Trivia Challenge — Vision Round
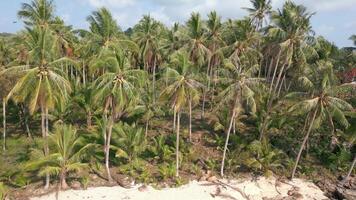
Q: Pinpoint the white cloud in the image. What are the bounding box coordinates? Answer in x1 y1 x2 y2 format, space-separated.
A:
273 0 356 12
81 0 356 30
88 0 136 8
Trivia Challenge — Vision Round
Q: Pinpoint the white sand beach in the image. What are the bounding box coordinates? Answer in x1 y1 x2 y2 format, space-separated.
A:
30 177 328 200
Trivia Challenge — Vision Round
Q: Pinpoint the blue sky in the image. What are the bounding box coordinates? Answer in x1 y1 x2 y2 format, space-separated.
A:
0 0 355 47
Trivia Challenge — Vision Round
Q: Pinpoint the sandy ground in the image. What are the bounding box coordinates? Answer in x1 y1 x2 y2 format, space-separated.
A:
30 177 328 200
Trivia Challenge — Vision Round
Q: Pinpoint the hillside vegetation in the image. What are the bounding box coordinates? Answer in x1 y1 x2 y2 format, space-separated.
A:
0 0 355 199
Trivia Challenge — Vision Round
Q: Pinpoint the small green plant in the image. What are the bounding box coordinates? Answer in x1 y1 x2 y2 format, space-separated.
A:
158 163 176 180
150 135 174 162
137 169 153 184
0 182 8 200
240 140 286 176
113 122 147 163
80 176 90 189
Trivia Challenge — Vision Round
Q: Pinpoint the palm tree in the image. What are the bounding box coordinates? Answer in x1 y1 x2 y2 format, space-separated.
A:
244 0 272 30
216 60 260 177
267 1 315 98
133 15 164 103
81 8 137 75
26 124 91 189
288 62 353 179
160 51 203 176
0 28 73 189
202 11 225 114
17 0 56 28
184 13 210 68
94 50 146 182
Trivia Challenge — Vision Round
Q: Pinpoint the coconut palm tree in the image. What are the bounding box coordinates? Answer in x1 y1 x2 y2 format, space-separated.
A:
216 60 261 177
184 13 210 68
244 0 272 30
202 11 225 114
26 124 91 189
81 8 137 75
93 50 146 182
0 27 73 189
133 15 164 103
267 1 315 98
17 0 56 28
160 51 203 176
288 62 353 179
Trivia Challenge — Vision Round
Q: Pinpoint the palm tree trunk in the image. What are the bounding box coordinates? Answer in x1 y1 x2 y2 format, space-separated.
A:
44 107 50 189
2 98 6 151
105 115 114 183
269 51 281 94
273 63 286 95
82 61 86 85
152 57 157 104
202 58 212 119
220 110 236 177
277 74 286 97
291 107 318 179
173 110 176 131
40 105 50 189
342 155 356 183
145 120 149 138
60 170 68 189
176 111 180 177
189 98 192 142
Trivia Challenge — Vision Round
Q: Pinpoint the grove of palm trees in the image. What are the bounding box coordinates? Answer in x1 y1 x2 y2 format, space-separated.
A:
0 0 355 199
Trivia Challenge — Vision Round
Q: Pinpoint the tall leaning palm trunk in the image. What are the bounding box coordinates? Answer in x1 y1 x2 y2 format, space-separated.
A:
175 111 181 177
291 107 318 179
104 113 114 182
189 98 192 142
40 103 50 189
220 96 239 177
342 155 356 183
2 98 6 151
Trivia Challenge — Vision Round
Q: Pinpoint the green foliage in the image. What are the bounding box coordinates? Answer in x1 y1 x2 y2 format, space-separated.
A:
112 122 146 162
149 135 174 162
0 0 355 190
158 163 176 180
0 182 8 200
239 140 287 176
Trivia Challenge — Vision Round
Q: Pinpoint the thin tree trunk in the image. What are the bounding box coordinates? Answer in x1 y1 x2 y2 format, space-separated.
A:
269 51 281 94
152 57 157 104
82 61 86 85
273 64 286 95
291 107 318 179
220 110 236 177
189 99 192 142
173 110 176 131
60 170 68 189
105 115 114 183
40 105 50 189
277 74 286 98
176 111 180 177
342 155 356 183
44 107 50 189
202 58 212 119
2 99 6 151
